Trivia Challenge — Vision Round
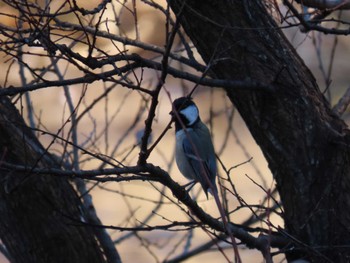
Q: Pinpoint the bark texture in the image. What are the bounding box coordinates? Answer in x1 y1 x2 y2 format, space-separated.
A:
169 0 350 262
0 96 105 263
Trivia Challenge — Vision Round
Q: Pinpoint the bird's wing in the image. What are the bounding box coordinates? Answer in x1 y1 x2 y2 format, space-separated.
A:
182 134 212 197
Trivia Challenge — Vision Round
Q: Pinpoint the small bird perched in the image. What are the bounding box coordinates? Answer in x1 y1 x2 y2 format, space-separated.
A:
170 97 218 198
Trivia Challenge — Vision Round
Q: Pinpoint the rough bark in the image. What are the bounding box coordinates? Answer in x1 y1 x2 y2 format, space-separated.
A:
169 0 350 262
0 96 106 263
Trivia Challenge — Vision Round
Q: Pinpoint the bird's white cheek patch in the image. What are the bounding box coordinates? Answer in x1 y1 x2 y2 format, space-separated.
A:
180 105 198 126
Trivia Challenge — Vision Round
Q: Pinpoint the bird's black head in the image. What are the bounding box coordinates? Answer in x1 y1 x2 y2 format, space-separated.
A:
172 97 194 112
171 97 199 131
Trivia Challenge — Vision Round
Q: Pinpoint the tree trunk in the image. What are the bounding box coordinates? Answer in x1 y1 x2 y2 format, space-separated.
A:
169 0 350 262
0 96 106 263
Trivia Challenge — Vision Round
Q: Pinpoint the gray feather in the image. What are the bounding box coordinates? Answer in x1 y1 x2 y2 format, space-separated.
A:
175 122 217 197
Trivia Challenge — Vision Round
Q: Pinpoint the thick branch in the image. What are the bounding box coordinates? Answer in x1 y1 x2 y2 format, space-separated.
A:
0 96 107 263
169 0 350 261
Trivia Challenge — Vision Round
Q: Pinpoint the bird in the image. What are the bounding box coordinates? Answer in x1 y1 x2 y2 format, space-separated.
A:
170 96 218 198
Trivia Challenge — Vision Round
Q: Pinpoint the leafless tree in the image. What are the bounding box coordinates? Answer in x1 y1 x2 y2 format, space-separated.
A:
0 0 350 262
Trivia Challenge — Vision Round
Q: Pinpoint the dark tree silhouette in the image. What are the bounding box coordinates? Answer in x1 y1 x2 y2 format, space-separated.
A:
0 0 350 262
169 1 350 261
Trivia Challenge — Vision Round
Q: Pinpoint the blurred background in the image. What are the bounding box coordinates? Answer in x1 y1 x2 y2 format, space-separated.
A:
0 0 350 262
